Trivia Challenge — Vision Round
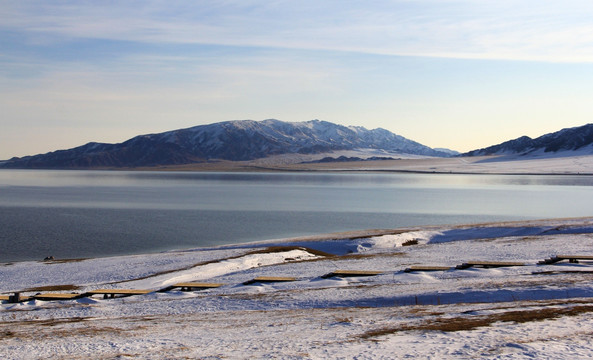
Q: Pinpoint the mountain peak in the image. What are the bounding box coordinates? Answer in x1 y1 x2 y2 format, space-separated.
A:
0 119 451 169
464 123 593 157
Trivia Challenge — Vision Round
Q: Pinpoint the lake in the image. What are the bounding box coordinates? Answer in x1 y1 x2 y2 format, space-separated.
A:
1 170 593 262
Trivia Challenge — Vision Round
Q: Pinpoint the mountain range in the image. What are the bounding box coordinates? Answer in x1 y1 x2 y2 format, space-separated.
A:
0 119 453 169
3 120 593 169
463 123 593 157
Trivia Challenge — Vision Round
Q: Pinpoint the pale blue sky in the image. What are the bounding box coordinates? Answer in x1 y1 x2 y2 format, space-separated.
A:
2 0 593 158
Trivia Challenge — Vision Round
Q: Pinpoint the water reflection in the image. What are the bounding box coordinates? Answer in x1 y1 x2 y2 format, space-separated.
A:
2 169 593 188
1 170 593 262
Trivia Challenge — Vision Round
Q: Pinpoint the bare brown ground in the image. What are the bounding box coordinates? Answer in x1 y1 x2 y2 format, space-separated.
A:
360 301 593 339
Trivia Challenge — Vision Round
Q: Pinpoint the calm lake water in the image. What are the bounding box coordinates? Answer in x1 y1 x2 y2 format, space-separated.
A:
1 170 593 262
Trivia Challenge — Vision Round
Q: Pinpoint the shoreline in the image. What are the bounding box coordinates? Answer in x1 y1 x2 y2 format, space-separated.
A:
5 215 593 266
2 166 593 264
2 154 593 175
4 215 593 358
3 166 593 176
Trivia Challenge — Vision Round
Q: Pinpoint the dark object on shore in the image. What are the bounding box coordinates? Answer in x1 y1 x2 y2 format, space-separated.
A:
9 292 21 303
455 261 525 269
538 255 593 264
44 256 55 261
402 239 419 246
321 270 384 278
404 265 451 273
243 277 297 285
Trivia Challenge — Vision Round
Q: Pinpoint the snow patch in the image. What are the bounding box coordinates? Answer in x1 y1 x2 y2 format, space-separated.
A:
3 218 593 358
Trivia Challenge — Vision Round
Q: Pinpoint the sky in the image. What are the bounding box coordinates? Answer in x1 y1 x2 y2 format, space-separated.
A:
2 1 593 159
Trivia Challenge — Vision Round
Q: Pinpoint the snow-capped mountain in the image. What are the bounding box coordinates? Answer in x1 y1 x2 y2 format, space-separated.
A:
1 119 452 168
464 123 593 157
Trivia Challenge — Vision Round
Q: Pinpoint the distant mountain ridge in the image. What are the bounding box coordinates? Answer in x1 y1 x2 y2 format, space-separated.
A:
464 123 593 157
0 119 453 168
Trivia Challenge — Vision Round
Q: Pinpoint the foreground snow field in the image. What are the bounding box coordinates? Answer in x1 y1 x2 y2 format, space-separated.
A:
3 217 593 359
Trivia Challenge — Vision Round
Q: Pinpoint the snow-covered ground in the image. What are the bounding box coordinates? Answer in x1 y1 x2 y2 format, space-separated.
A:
256 152 593 175
3 217 593 359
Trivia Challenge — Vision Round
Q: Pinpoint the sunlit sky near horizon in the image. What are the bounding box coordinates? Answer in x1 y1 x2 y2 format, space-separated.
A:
2 0 593 159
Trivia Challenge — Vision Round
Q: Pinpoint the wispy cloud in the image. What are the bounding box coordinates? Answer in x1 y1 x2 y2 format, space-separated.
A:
2 1 593 158
3 0 593 62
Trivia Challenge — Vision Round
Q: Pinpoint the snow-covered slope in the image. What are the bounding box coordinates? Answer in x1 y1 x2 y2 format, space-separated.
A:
3 217 593 358
0 119 451 168
465 123 593 157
